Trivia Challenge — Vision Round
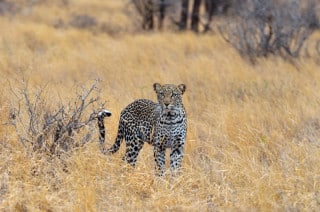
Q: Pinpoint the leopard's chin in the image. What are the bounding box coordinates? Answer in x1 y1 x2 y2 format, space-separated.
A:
163 109 177 117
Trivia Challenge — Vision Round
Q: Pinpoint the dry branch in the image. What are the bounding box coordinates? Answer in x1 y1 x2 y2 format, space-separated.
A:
218 0 317 63
8 78 108 157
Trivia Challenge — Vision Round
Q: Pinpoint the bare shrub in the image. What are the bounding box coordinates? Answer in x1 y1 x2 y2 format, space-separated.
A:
8 78 107 157
218 0 318 63
0 0 16 15
70 14 97 29
304 0 320 29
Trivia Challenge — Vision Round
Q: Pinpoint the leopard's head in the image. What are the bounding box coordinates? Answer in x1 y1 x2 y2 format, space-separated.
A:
153 83 186 115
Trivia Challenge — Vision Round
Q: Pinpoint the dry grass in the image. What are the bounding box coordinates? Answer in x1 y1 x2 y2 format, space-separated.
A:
1 0 320 211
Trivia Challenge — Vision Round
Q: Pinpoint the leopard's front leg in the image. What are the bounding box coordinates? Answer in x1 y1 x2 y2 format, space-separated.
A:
153 134 167 176
170 135 185 172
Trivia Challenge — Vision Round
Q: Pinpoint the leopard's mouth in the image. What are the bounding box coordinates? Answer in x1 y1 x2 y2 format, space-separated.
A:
163 109 177 117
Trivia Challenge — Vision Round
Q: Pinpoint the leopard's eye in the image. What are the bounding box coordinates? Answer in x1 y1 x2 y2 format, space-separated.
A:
172 92 178 97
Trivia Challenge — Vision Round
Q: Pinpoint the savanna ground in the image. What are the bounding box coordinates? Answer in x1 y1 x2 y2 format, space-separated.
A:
1 0 320 211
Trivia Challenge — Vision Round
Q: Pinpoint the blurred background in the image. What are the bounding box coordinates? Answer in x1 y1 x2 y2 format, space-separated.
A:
0 0 320 211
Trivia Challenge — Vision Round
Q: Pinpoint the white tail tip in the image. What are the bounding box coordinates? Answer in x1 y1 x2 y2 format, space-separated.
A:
98 109 112 117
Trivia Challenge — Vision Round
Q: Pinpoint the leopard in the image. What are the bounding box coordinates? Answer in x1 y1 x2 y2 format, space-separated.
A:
98 83 187 175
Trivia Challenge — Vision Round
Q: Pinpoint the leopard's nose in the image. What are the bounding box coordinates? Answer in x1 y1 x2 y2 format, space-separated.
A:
164 103 169 107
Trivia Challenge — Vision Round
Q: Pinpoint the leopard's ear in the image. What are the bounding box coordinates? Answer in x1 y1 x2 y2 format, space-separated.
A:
178 84 186 94
153 83 162 92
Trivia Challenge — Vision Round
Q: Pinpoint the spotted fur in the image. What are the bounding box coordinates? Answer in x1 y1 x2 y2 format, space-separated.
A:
98 83 187 175
97 110 112 144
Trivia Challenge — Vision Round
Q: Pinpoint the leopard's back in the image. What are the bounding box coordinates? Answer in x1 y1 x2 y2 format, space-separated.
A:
120 99 159 126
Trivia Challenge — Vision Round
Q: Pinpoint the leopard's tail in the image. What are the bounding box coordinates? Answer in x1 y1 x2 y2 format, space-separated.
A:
107 120 124 154
97 109 123 154
97 109 112 146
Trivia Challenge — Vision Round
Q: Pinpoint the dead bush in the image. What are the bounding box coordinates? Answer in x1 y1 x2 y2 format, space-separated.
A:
69 14 97 29
8 78 108 158
218 0 318 63
0 0 16 15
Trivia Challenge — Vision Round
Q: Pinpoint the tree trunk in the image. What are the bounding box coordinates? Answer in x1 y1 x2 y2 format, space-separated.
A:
179 0 189 30
191 0 201 32
158 0 166 30
142 0 154 30
204 0 214 32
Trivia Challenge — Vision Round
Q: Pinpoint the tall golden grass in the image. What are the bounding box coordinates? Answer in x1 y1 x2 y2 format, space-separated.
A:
1 0 320 211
